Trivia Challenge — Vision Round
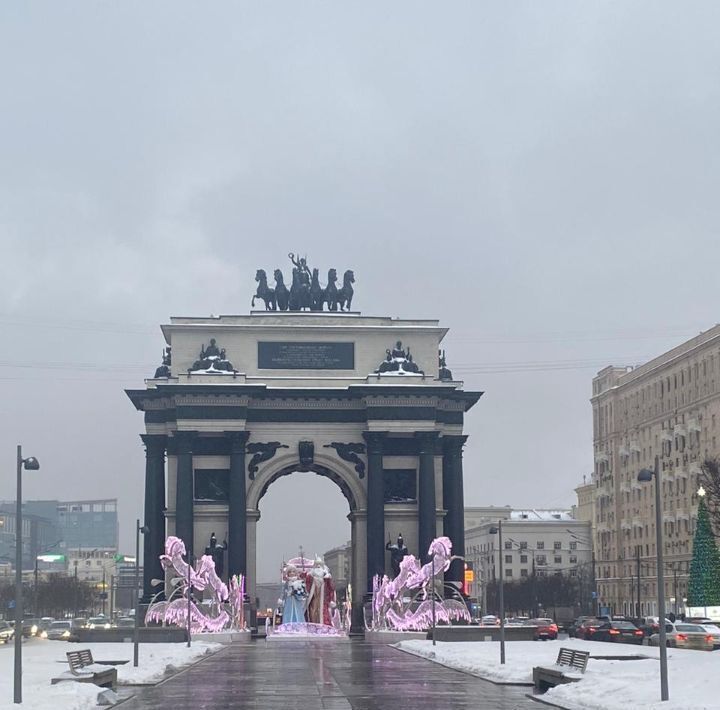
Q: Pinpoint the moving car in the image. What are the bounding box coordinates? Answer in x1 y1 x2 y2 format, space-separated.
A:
697 623 720 649
115 617 135 628
0 621 14 643
87 616 112 629
46 620 74 641
576 618 603 640
524 618 558 640
21 618 41 638
480 615 500 626
592 620 644 644
649 622 714 651
568 616 593 638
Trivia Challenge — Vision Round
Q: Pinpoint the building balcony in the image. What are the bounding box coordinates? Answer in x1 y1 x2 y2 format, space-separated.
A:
620 521 632 531
619 446 630 458
688 418 702 433
595 452 610 464
676 510 690 521
630 442 642 453
661 431 674 443
663 513 676 524
632 519 643 529
674 425 688 438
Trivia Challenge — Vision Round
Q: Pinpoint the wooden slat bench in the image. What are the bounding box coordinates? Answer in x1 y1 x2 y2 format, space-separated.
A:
51 650 118 690
533 647 590 692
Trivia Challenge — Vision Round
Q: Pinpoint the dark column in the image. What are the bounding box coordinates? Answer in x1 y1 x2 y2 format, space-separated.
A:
226 431 250 579
442 435 468 590
416 431 440 564
174 431 196 560
363 431 387 593
140 434 166 603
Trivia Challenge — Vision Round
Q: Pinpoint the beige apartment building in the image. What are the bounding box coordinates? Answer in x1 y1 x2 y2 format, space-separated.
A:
591 324 720 617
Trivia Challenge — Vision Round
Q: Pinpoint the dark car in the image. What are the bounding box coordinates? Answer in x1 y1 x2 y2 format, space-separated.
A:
592 621 644 644
576 618 604 640
21 618 41 638
525 618 558 640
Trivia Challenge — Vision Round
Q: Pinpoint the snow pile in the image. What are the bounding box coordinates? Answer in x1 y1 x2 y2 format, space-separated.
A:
395 638 720 709
0 640 221 709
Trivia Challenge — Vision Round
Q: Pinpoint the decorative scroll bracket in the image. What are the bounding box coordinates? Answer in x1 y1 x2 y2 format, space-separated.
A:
323 442 367 478
247 442 289 480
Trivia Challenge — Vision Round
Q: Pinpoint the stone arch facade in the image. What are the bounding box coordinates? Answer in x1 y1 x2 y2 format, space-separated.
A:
127 311 481 632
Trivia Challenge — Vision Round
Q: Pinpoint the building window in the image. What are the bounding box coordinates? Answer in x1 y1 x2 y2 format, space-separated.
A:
569 541 577 550
505 554 512 564
553 541 561 550
505 569 513 577
520 555 528 564
519 541 528 549
537 541 545 549
504 541 512 550
520 569 528 577
570 555 577 564
554 556 562 564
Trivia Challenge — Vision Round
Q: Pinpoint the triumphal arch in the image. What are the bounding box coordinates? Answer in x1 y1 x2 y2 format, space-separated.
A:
127 258 481 629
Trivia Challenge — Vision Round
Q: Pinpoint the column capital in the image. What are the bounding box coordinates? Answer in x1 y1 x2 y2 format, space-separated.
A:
140 434 167 454
442 434 468 455
414 430 440 454
172 430 197 454
362 431 387 454
224 431 250 452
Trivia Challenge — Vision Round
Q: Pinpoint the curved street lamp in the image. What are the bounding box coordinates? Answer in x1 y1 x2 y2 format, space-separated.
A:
15 445 40 705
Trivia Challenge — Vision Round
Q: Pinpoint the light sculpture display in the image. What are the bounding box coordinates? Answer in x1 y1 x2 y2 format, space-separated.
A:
368 536 471 631
145 536 246 633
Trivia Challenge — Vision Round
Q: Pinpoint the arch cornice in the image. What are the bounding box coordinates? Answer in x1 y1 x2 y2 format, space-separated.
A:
247 449 367 513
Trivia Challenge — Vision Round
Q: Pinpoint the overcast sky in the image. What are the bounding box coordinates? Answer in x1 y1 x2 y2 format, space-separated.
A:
2 2 719 582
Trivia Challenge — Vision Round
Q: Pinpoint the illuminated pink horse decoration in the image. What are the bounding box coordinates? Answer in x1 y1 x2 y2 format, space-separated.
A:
145 536 234 633
370 536 471 631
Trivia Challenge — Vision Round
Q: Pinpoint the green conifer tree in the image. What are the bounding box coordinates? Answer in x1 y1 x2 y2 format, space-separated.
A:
687 492 720 607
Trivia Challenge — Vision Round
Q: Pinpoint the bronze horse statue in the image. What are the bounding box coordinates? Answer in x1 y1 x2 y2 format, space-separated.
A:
274 269 290 311
252 269 276 310
338 269 355 311
310 268 324 311
324 268 339 311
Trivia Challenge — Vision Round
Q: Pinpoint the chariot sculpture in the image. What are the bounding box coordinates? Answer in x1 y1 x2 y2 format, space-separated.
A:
252 253 355 312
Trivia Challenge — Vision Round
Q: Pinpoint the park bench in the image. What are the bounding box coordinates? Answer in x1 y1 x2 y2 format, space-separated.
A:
51 649 118 690
533 647 590 692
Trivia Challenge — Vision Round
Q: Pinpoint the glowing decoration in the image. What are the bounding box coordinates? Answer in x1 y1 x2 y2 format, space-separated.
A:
274 621 345 636
368 536 471 632
145 536 247 633
687 495 720 607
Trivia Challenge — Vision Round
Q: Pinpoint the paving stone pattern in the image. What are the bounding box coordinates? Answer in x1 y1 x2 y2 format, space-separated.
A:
118 639 538 709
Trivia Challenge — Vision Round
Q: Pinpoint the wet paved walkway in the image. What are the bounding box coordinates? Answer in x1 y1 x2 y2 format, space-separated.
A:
118 639 538 710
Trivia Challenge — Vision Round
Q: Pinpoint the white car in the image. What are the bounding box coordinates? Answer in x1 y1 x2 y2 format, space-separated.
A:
698 623 720 649
480 615 499 626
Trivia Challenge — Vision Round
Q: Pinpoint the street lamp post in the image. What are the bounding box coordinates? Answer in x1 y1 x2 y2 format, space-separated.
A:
638 456 669 702
489 520 505 664
133 520 149 668
14 445 40 705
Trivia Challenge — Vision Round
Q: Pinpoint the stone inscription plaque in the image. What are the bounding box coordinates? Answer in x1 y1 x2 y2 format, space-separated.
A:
258 342 355 370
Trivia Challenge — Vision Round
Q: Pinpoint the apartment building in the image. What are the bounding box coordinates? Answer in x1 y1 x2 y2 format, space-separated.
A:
464 508 592 608
591 324 720 617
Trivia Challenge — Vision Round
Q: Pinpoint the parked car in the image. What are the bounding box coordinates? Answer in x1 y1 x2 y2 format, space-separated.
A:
638 616 672 637
46 620 74 641
697 623 720 649
0 621 14 643
524 618 558 640
649 622 714 651
592 621 644 644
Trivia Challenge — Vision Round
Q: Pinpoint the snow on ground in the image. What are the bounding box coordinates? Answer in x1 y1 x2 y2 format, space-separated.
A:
0 638 222 709
395 638 720 710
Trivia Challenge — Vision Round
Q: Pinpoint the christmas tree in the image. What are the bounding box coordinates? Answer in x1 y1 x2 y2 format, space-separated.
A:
687 490 720 607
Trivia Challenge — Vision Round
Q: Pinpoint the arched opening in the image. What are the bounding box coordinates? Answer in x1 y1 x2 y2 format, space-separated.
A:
253 466 356 620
